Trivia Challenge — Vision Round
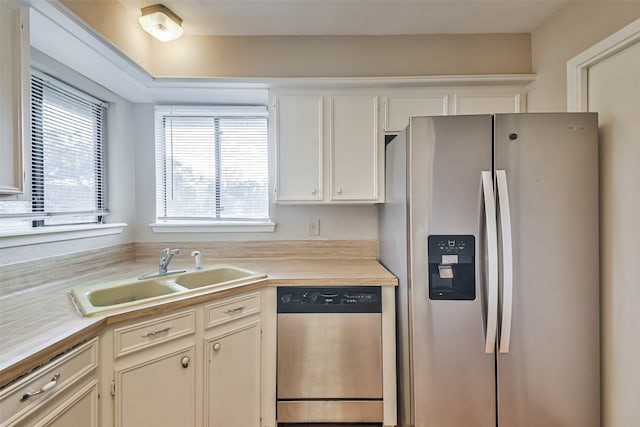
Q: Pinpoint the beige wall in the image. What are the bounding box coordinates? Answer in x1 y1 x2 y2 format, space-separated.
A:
532 4 640 425
528 1 640 112
588 37 640 427
61 0 153 71
150 34 531 78
60 0 531 78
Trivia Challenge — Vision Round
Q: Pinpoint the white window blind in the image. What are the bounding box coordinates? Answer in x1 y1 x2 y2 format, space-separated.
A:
30 71 108 227
154 106 269 222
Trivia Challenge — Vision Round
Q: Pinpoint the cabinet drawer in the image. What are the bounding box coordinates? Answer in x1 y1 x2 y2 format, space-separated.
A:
114 309 195 358
0 338 98 426
205 293 261 329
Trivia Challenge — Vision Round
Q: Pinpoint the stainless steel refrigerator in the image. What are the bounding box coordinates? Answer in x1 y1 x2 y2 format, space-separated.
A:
379 113 600 427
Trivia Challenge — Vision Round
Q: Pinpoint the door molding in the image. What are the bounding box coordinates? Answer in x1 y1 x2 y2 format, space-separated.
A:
567 18 640 112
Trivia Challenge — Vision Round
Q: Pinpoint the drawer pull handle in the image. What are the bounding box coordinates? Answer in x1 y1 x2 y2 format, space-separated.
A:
141 326 173 337
224 306 244 314
21 373 60 401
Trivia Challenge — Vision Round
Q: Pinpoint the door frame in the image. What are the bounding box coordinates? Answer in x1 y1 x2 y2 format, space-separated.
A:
567 17 640 112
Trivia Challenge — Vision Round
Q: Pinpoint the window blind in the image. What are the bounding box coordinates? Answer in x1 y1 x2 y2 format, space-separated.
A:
30 70 108 226
155 106 269 222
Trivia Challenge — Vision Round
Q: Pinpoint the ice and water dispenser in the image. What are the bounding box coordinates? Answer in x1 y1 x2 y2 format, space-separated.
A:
428 235 475 300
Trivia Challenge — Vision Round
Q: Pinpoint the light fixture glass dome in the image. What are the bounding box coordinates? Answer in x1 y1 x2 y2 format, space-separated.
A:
139 4 184 42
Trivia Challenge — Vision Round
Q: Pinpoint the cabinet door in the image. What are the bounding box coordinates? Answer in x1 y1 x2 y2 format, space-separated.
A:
0 0 29 195
115 346 196 427
384 94 448 132
26 381 99 427
452 90 524 115
274 95 323 201
206 322 261 427
330 95 381 201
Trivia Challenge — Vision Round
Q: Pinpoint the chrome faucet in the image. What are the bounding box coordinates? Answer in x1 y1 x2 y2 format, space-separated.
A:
139 248 186 280
159 248 180 274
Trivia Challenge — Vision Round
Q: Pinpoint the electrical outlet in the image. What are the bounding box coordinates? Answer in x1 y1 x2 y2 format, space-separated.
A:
308 219 320 236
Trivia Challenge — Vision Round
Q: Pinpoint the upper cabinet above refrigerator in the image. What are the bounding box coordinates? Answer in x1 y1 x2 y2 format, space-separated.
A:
383 86 527 132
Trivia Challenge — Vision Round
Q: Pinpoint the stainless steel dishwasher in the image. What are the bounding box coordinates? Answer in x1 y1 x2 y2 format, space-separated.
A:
276 286 383 424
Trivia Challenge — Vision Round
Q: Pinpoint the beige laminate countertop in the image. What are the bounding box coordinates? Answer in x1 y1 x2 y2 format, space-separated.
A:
0 257 396 387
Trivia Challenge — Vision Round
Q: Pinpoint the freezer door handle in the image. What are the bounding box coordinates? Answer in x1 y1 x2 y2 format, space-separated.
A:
482 171 498 354
497 169 514 353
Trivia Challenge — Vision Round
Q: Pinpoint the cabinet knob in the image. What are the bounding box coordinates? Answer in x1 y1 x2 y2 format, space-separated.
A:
213 343 221 352
337 188 343 194
181 356 190 368
311 189 317 195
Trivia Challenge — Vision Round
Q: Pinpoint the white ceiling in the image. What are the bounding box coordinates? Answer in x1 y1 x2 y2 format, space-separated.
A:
117 0 569 36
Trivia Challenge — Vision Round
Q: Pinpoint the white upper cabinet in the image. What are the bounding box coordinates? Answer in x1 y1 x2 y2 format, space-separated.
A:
383 86 526 132
272 85 526 204
0 0 29 195
330 94 381 201
272 91 384 204
452 88 525 115
384 93 448 132
273 95 323 202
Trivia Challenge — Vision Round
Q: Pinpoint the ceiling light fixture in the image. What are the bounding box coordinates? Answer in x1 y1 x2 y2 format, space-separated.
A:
139 4 184 42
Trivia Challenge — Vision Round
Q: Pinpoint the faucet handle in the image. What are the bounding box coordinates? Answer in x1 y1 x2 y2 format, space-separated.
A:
170 248 181 255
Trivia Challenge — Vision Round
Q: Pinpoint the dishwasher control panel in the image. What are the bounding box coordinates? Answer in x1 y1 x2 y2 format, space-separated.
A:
277 286 381 313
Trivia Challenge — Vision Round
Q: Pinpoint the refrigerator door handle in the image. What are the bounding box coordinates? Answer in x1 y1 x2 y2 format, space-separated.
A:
497 169 514 354
482 171 498 354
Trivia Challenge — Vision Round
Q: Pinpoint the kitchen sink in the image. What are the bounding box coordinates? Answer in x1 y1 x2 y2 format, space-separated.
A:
87 279 181 307
70 265 266 317
175 266 262 289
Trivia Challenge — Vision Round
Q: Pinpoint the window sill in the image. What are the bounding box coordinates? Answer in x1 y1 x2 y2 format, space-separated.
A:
0 223 128 248
150 221 277 233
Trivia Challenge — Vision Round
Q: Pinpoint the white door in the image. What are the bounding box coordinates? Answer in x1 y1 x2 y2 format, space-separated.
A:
207 323 261 427
274 95 323 201
452 90 524 115
587 39 640 427
30 382 99 427
329 94 381 201
115 347 196 427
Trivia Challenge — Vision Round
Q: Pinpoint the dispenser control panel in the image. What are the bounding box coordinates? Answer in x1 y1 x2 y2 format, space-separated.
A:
428 235 475 300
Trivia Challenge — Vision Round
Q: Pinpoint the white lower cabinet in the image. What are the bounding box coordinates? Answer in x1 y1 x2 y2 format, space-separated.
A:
0 338 99 427
106 308 197 427
28 381 99 427
101 290 273 427
205 322 261 427
114 346 196 427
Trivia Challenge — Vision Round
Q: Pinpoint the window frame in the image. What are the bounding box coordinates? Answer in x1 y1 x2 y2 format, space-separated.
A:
29 69 109 227
0 68 126 246
151 105 275 233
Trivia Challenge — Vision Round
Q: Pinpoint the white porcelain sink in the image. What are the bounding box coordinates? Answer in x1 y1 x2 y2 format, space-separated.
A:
71 265 266 317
